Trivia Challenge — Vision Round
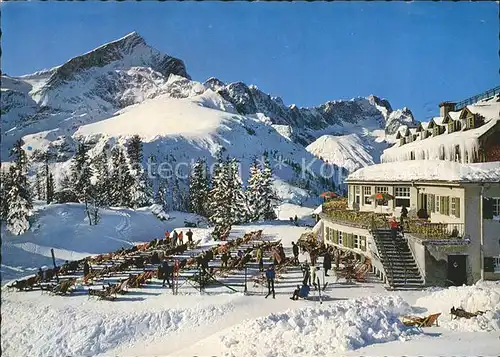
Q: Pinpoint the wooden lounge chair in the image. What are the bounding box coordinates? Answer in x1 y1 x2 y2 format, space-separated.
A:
51 278 77 296
402 313 441 327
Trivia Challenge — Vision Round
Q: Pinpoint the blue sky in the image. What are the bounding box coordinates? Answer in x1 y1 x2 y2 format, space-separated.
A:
2 1 498 121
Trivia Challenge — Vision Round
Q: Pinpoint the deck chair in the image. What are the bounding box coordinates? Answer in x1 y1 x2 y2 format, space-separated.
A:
51 279 76 296
402 313 441 327
115 279 129 294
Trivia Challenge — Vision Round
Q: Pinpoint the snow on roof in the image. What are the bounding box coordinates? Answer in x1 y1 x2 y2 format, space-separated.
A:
448 111 461 121
382 96 499 163
347 160 500 183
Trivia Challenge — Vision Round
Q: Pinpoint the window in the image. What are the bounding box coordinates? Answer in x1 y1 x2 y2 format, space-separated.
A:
467 116 474 129
427 194 435 213
493 198 500 218
437 196 450 215
355 186 360 205
338 231 343 246
451 197 461 218
375 186 389 206
494 257 500 273
325 227 331 242
363 186 372 205
439 146 445 160
395 186 410 207
433 126 440 136
354 235 360 249
448 122 454 133
400 138 405 146
348 185 354 203
410 151 415 160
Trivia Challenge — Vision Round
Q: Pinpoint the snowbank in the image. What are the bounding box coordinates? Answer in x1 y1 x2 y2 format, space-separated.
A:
1 293 234 357
218 295 418 357
347 160 500 183
414 281 500 332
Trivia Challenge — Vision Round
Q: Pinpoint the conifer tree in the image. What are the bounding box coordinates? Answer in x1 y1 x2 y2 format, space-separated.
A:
93 151 111 207
260 155 278 220
126 135 153 208
71 143 97 225
6 139 33 235
209 159 232 239
227 158 249 224
189 158 210 216
0 171 10 221
109 146 134 207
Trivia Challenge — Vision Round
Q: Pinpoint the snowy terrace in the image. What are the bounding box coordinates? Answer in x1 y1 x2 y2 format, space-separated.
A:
381 95 500 163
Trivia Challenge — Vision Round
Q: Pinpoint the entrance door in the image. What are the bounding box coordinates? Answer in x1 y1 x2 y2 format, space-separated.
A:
418 193 428 218
447 255 467 286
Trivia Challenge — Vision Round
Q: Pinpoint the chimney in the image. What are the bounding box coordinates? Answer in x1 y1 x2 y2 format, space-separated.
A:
439 102 456 117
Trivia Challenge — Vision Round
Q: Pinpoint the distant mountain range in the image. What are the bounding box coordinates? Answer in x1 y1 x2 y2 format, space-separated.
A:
1 32 419 202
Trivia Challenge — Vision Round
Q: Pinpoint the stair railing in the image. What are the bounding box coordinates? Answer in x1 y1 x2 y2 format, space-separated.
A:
371 228 395 288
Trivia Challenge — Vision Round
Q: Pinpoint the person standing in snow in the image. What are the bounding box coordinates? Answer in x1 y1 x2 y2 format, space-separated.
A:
265 265 276 299
161 260 172 288
186 229 194 246
301 261 311 286
83 260 90 278
310 263 317 289
323 250 332 276
294 215 298 226
172 230 178 247
178 231 184 246
292 242 300 265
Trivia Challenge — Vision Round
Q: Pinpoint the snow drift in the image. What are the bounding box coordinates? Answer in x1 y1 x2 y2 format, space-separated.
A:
218 295 419 357
415 281 500 332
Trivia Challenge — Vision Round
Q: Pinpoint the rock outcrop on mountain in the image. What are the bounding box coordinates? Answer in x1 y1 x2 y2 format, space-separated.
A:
1 31 418 176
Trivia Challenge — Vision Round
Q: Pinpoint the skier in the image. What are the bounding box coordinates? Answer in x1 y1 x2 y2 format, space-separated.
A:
255 246 264 272
323 250 332 276
292 241 299 265
264 265 276 299
161 260 172 288
172 230 178 247
186 229 194 245
178 231 184 246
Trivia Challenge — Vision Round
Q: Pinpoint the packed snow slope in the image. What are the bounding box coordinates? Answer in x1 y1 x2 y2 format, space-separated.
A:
0 203 208 281
1 31 416 184
306 133 389 172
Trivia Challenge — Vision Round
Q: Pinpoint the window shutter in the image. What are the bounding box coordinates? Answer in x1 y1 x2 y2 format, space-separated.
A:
456 197 460 218
348 233 354 248
483 198 494 219
445 197 450 215
360 236 367 251
333 230 339 244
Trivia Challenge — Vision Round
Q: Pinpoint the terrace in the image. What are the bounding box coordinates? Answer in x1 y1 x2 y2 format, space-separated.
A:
321 199 466 241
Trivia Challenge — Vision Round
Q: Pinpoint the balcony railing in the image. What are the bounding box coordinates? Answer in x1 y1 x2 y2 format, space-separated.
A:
321 209 391 230
405 220 465 241
322 206 467 241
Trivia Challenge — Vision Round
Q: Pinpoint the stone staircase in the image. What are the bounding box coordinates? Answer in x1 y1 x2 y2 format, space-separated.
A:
372 229 425 290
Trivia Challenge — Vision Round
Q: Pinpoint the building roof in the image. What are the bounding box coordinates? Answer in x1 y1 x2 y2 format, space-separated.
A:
346 160 500 183
382 94 500 163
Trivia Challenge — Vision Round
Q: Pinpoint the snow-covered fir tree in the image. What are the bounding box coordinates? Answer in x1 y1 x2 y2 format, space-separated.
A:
6 139 33 235
189 158 210 217
109 146 134 207
92 151 111 207
246 156 277 221
126 135 153 208
0 171 11 221
227 158 249 224
260 155 278 220
208 159 232 239
71 143 99 225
